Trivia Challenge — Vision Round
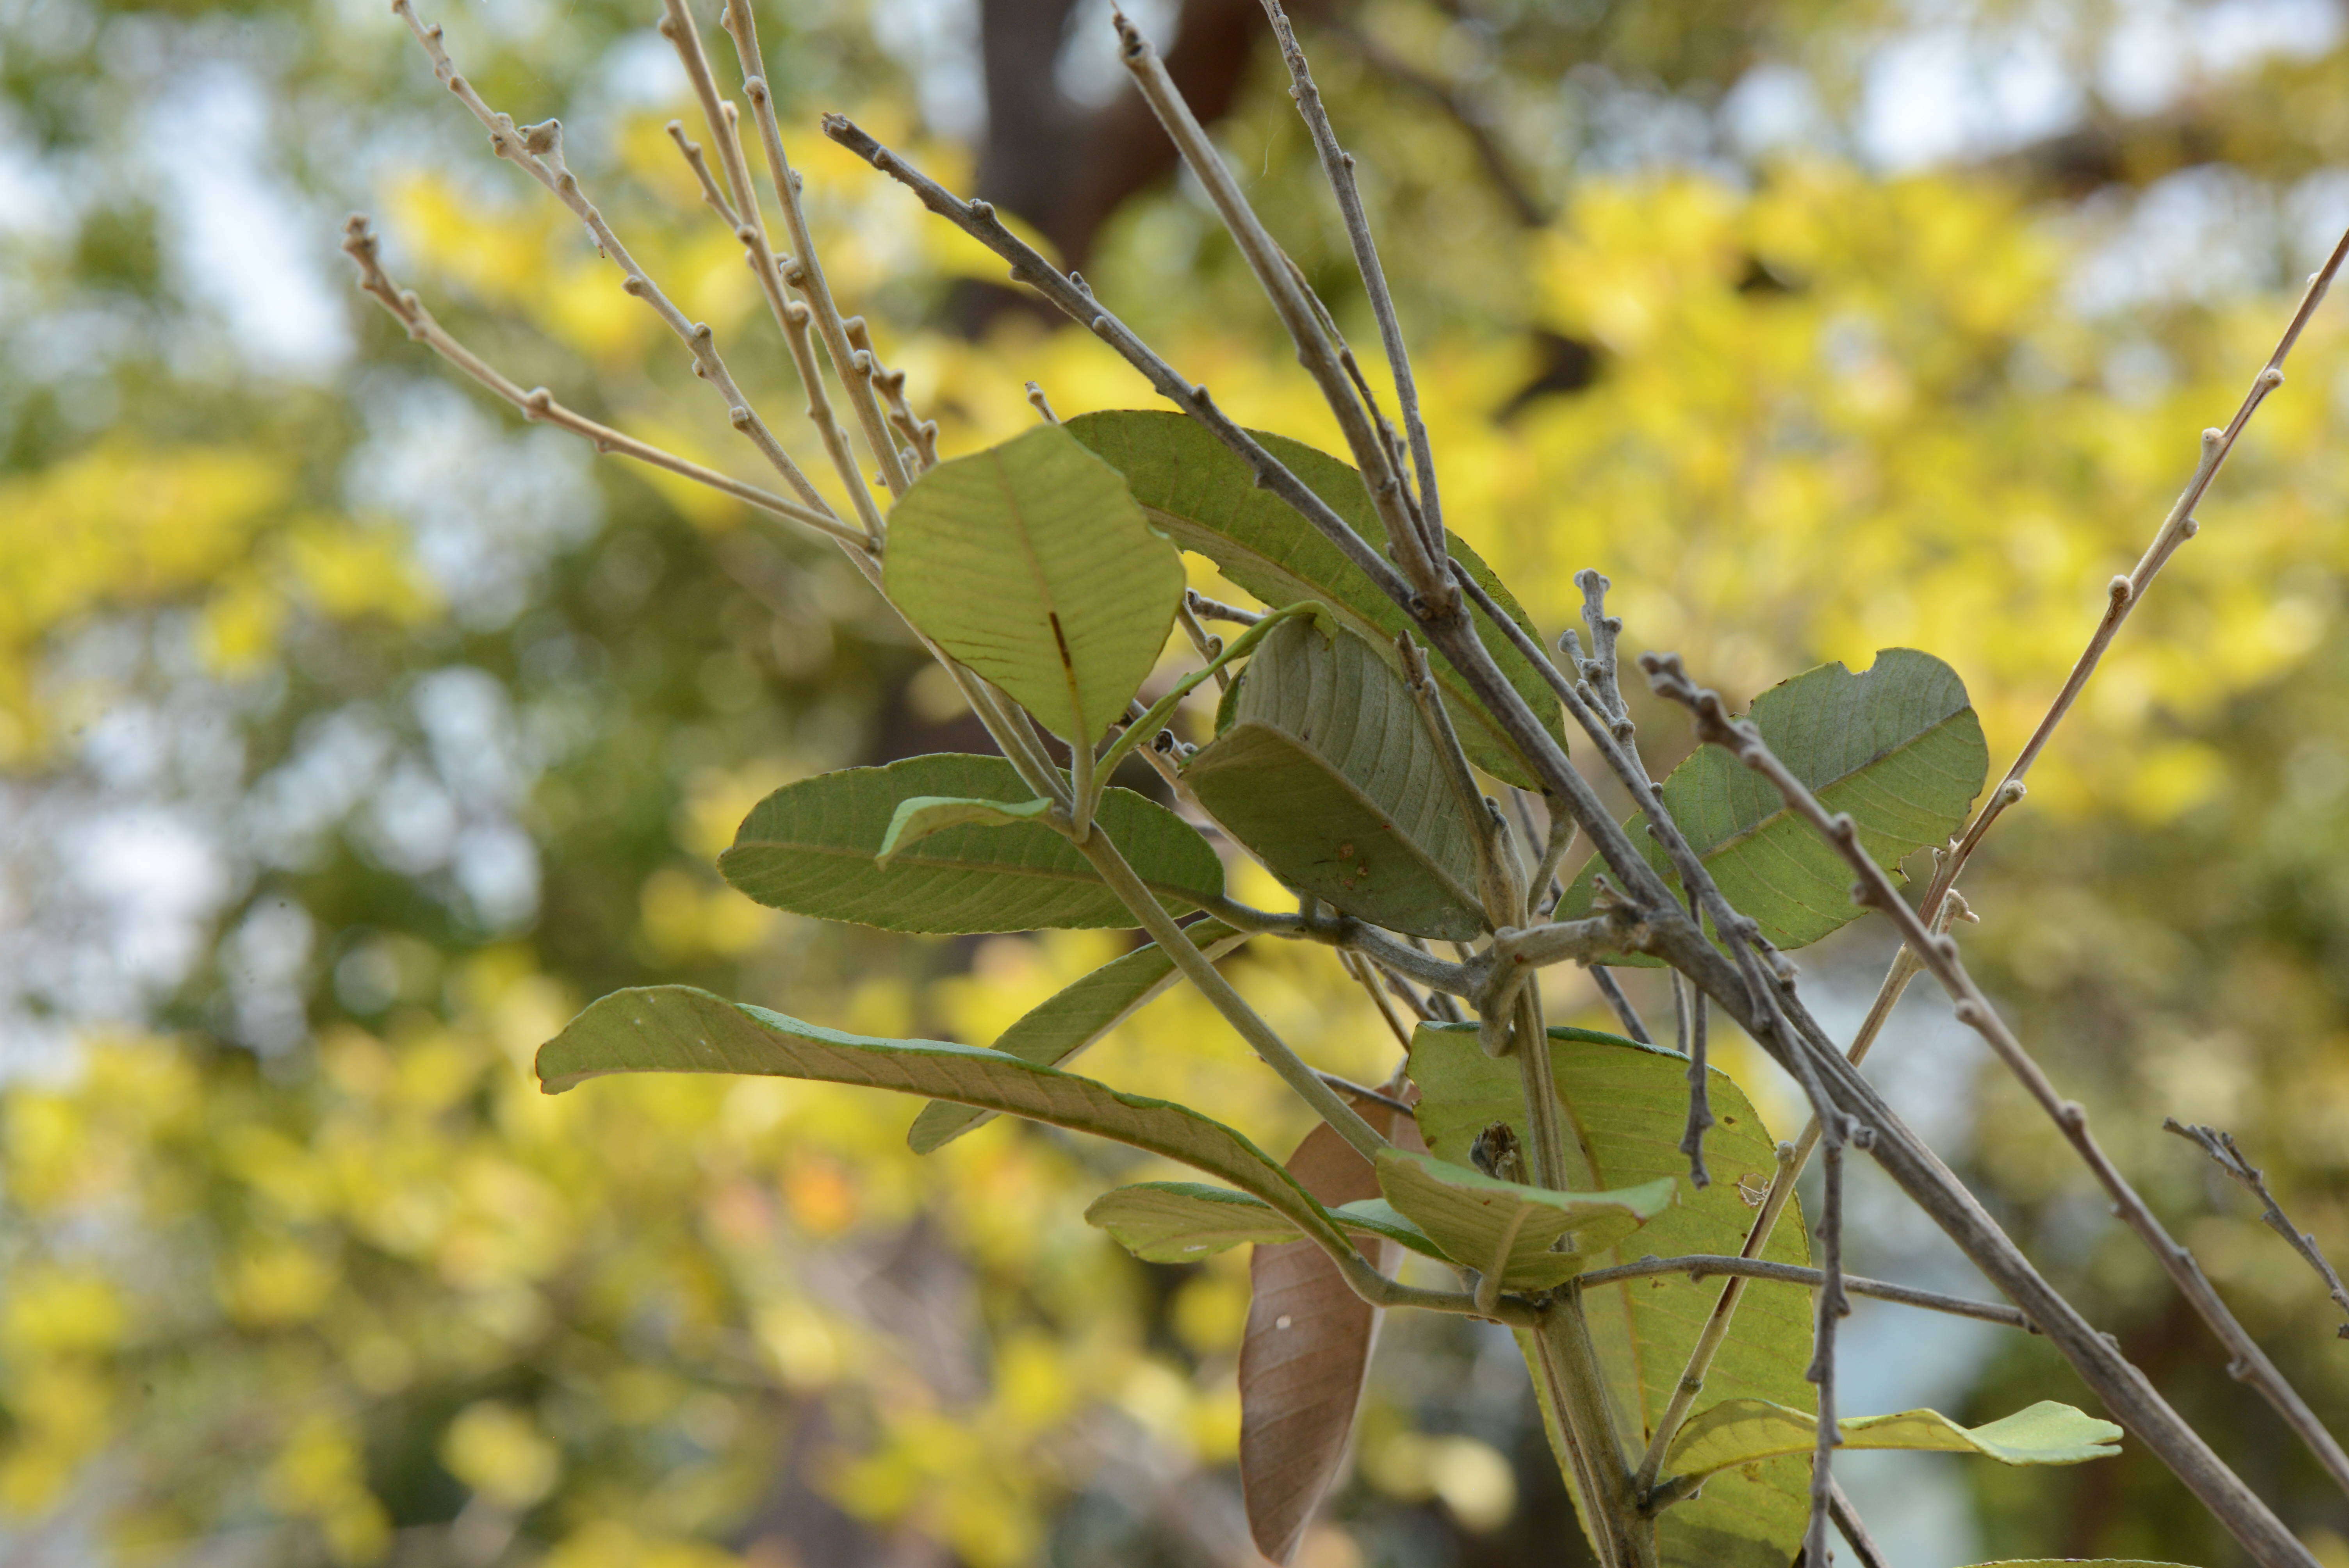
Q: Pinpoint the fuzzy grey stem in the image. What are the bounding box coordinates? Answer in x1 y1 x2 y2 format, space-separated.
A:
1807 1136 1850 1566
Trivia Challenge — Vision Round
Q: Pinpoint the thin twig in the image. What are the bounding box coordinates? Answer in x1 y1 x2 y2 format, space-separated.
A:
2167 1120 2349 1339
656 0 886 545
1186 591 1262 627
1644 650 2349 1506
1339 949 1416 1053
720 0 913 504
1315 17 1549 229
845 314 937 470
1111 11 1448 606
340 218 866 550
1258 0 1445 564
1574 1253 2033 1333
390 0 834 515
1828 1477 1889 1568
1807 1137 1850 1564
1588 966 1652 1044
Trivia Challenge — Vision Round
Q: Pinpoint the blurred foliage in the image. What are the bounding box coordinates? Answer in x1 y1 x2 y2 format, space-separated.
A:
10 0 2349 1562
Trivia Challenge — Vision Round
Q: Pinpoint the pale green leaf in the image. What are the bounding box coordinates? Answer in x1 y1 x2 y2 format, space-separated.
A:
907 918 1245 1153
1183 617 1485 939
1663 1398 2123 1486
718 754 1222 933
1373 1148 1676 1288
1409 1023 1813 1568
1559 648 1987 956
884 423 1186 744
537 985 1354 1257
1065 409 1564 786
876 794 1053 864
1082 1181 1447 1263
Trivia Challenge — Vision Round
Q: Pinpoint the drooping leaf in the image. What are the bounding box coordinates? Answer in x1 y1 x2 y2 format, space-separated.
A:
1559 648 1988 956
1373 1148 1675 1289
908 919 1245 1153
1662 1398 2123 1487
884 423 1186 744
1241 1102 1422 1566
1082 1180 1444 1263
1183 617 1485 940
718 754 1222 933
536 985 1356 1255
876 794 1053 864
1409 1023 1813 1568
1065 409 1564 786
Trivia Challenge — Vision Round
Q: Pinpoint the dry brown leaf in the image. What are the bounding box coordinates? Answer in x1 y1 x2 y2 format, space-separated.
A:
1239 1096 1423 1564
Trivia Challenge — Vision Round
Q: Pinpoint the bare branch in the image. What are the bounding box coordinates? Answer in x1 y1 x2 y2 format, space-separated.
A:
718 0 914 503
1905 218 2349 961
2167 1120 2349 1340
845 314 937 470
389 0 835 517
1644 649 2349 1506
1829 1477 1890 1568
1112 10 1449 606
1258 0 1446 565
1587 966 1653 1045
340 217 866 551
1314 18 1549 230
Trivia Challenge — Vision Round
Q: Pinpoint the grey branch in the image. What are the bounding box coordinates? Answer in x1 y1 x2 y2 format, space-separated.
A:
2168 1119 2349 1340
1588 966 1654 1044
339 217 865 551
1829 1477 1890 1568
1643 649 2349 1509
1573 1253 2034 1332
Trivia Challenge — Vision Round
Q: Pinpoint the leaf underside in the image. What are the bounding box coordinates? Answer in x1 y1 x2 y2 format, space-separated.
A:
1663 1397 2123 1485
1064 409 1565 786
719 754 1223 933
536 985 1356 1258
1559 647 1989 959
1084 1179 1448 1264
1372 1148 1677 1288
1184 617 1486 940
908 919 1245 1152
1408 1023 1814 1568
883 423 1186 745
1240 1103 1423 1566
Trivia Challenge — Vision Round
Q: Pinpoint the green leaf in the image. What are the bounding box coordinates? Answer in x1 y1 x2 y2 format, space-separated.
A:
1408 1023 1813 1568
876 794 1053 864
1082 1180 1447 1263
1559 648 1987 957
718 754 1222 933
1662 1398 2123 1486
1183 617 1486 940
537 985 1355 1258
1065 409 1565 786
884 423 1186 745
1373 1149 1676 1288
907 918 1246 1153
